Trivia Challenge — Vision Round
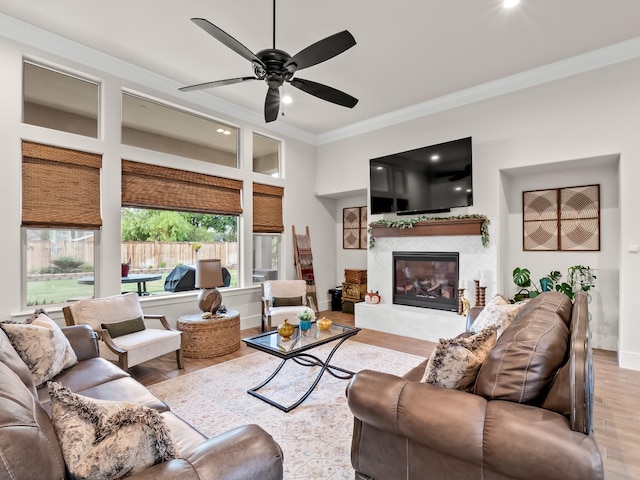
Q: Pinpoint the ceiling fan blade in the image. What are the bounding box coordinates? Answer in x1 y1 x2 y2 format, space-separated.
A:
286 30 356 72
289 78 358 108
191 18 265 68
264 87 280 122
179 77 257 92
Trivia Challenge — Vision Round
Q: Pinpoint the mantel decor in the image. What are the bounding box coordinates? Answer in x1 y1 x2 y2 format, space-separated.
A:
368 214 490 248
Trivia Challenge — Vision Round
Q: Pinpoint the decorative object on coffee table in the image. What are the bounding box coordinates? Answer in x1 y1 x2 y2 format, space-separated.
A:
317 317 333 331
177 310 240 358
277 319 295 341
195 259 224 316
297 309 313 335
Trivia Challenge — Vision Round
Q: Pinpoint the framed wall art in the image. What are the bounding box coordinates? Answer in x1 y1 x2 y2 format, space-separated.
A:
523 184 600 251
343 206 367 249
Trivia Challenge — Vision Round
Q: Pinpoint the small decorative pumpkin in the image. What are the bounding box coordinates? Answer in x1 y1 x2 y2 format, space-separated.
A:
277 319 295 341
317 317 333 331
364 291 381 304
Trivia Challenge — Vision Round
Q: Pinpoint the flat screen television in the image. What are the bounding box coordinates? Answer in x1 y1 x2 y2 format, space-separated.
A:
369 136 473 215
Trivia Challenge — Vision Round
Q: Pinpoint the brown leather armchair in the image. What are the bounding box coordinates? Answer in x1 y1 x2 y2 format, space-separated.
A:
347 291 603 480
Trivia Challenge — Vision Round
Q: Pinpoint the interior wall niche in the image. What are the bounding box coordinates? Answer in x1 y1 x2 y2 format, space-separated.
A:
523 184 600 251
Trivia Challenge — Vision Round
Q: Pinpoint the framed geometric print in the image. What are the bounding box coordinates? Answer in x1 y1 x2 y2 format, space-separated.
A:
343 206 367 249
523 184 600 251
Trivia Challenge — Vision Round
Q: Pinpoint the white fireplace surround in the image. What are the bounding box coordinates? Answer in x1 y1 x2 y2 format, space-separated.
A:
355 221 498 342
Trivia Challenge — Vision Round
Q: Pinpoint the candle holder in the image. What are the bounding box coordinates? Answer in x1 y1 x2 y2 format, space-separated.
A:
458 288 465 315
474 280 480 306
478 287 487 307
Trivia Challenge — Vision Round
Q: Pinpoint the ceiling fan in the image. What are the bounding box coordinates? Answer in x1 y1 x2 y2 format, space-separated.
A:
179 0 359 123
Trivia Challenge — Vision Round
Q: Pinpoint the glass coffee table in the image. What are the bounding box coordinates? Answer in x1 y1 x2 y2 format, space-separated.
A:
242 322 361 412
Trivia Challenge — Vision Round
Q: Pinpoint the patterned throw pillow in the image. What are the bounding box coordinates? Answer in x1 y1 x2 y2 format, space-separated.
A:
48 382 179 480
1 310 78 387
421 326 498 392
469 294 525 337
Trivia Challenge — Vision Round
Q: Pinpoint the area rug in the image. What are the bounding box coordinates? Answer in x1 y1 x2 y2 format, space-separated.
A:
149 341 426 480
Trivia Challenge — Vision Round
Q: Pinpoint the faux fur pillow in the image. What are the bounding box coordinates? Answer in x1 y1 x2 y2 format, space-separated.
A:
469 295 525 337
48 382 178 480
1 310 77 387
421 326 498 392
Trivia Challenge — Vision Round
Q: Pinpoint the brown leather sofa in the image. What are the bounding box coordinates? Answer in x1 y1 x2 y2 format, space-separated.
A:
347 291 604 480
0 323 284 480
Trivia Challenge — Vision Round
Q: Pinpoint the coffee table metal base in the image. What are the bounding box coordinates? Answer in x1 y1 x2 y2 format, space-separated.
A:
247 335 354 412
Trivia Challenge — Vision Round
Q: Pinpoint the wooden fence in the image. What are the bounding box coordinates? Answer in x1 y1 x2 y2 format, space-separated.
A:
28 240 238 271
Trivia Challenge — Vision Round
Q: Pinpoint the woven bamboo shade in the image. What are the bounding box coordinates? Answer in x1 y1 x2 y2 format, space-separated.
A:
253 182 284 233
22 141 102 229
122 160 243 215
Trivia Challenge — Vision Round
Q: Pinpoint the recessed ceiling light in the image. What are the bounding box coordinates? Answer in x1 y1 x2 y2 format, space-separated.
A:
466 189 472 193
503 0 520 8
430 154 440 161
282 95 293 105
216 128 225 133
223 130 231 135
455 187 462 191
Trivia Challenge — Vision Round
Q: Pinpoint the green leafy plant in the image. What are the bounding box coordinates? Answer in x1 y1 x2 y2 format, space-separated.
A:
297 309 313 322
511 265 595 302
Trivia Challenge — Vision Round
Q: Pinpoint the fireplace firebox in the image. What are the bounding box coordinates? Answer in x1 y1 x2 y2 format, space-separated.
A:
393 251 459 311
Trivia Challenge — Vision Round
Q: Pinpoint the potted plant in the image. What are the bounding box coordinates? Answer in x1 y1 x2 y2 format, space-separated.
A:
297 309 313 334
512 267 562 302
511 265 596 302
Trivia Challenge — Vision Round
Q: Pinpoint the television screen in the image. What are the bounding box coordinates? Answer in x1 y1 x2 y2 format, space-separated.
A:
369 137 473 215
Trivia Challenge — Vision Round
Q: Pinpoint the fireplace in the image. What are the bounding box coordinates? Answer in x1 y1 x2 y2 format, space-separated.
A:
393 251 459 311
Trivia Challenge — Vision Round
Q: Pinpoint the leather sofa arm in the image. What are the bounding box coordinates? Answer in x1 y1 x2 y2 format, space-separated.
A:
347 370 487 465
465 306 484 331
126 425 284 480
61 325 99 361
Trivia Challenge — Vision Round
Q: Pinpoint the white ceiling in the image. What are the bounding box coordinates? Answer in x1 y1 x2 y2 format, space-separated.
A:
2 0 640 138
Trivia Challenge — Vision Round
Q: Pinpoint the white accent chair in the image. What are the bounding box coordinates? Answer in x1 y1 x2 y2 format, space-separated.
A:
63 292 183 371
261 280 316 331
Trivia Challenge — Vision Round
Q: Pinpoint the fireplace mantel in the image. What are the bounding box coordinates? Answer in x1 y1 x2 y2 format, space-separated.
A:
370 218 484 239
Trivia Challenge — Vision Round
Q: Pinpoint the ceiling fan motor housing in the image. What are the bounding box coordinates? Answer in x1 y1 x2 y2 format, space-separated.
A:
256 49 294 88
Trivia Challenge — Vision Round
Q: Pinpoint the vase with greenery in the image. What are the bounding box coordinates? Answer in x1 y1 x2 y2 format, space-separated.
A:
297 309 313 334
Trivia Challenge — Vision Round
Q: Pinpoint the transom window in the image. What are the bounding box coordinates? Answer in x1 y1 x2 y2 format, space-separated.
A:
122 92 238 167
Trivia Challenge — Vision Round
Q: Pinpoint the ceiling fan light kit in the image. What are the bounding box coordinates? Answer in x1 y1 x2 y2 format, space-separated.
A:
179 1 358 123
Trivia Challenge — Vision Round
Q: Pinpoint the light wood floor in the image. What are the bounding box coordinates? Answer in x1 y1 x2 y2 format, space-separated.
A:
130 310 640 480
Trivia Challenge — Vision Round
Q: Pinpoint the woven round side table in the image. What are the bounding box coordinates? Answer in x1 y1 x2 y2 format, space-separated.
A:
177 310 241 358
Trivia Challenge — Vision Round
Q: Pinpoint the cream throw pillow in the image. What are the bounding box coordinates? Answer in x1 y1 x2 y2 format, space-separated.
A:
48 381 179 480
1 310 78 387
421 326 498 392
469 294 525 337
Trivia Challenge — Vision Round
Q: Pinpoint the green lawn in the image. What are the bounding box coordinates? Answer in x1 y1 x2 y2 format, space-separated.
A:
27 274 169 306
27 269 238 306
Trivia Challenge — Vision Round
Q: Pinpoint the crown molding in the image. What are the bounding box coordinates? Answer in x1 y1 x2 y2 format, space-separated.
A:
0 13 316 145
2 13 640 147
316 36 640 145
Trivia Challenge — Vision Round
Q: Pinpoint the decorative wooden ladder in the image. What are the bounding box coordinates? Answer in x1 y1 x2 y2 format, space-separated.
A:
292 226 318 312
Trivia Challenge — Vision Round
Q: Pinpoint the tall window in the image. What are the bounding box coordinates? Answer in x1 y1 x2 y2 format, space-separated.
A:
121 160 242 289
122 92 238 167
121 209 238 292
253 235 280 283
23 61 99 138
22 142 102 306
252 183 284 283
253 133 280 177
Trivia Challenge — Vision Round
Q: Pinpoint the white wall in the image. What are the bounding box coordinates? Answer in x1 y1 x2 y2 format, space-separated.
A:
317 58 640 368
0 36 337 326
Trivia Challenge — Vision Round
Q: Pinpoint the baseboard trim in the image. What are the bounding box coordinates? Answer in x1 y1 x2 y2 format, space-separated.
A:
617 350 640 371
